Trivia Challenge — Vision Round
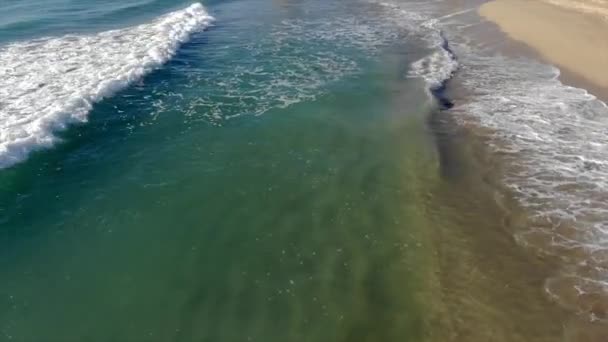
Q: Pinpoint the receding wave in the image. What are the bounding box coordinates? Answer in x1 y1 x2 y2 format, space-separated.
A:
380 0 608 322
455 54 608 320
374 2 459 95
0 3 213 169
408 32 458 92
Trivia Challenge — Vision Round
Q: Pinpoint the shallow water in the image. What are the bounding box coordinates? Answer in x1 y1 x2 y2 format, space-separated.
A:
1 0 607 340
0 0 444 340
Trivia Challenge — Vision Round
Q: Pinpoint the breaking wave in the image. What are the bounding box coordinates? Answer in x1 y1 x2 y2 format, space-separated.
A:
0 3 213 168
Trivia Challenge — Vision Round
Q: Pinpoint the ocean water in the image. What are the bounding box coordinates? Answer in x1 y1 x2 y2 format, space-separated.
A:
1 0 608 341
0 0 448 340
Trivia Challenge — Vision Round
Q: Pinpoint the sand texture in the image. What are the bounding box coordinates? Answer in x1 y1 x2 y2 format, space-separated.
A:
479 0 608 95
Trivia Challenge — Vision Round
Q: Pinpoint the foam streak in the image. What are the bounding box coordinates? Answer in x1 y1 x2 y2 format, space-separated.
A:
0 3 214 168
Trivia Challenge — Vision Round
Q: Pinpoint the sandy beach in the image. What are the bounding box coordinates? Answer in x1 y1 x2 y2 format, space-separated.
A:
479 0 608 100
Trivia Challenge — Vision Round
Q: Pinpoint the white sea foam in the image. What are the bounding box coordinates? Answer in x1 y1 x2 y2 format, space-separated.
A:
453 54 608 315
0 3 213 168
146 4 403 125
408 46 458 90
374 1 458 92
379 0 608 319
445 13 608 322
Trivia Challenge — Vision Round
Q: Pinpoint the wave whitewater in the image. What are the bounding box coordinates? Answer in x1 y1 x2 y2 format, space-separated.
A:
379 0 608 323
0 3 213 169
373 2 459 98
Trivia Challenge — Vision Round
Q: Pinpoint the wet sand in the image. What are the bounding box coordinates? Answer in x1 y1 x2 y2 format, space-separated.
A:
479 0 608 101
428 108 608 341
426 109 569 341
417 1 608 340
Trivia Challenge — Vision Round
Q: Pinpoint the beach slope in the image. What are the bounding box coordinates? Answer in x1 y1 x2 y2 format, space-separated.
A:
479 0 608 96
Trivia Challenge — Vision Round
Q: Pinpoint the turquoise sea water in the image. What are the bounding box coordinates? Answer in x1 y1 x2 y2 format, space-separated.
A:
4 0 608 340
0 0 452 340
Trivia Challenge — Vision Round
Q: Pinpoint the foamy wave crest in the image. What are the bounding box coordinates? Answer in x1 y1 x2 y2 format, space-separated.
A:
454 52 608 320
0 3 213 168
376 0 608 324
374 2 458 92
408 36 458 90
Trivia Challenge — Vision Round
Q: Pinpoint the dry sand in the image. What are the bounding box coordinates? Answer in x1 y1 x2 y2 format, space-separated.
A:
479 0 608 100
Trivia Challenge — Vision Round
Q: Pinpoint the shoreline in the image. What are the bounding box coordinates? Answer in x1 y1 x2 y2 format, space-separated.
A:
425 0 608 338
478 0 608 103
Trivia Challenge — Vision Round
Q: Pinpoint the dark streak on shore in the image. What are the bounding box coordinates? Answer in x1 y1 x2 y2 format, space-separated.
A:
426 32 462 180
430 31 456 110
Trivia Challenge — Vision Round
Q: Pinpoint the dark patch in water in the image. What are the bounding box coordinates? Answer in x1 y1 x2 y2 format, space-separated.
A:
428 101 466 181
426 32 463 179
431 88 454 109
431 31 456 110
